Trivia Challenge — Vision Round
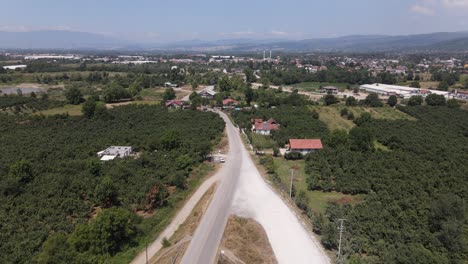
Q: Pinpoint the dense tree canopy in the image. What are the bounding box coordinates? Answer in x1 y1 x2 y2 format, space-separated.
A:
0 105 224 262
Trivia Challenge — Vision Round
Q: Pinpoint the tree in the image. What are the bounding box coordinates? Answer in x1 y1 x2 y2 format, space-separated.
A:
65 86 84 105
160 130 181 150
408 95 423 106
321 222 338 249
69 208 139 256
244 68 257 83
128 82 142 96
36 233 82 264
191 80 199 90
103 84 130 103
345 96 358 106
244 86 254 105
94 176 118 207
425 94 446 106
387 95 398 107
327 129 350 148
9 160 33 183
81 99 97 118
162 88 176 101
354 112 372 126
410 81 420 88
349 127 374 151
447 99 461 109
438 81 449 91
363 93 383 107
323 94 339 106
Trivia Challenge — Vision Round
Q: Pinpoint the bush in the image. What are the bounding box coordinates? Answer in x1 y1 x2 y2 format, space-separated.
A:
363 93 383 107
425 94 446 106
447 99 461 109
346 96 358 106
323 94 339 106
387 95 398 107
408 95 423 106
284 151 304 160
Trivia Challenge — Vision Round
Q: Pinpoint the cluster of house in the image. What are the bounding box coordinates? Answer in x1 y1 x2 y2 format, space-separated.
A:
251 118 323 154
97 146 133 161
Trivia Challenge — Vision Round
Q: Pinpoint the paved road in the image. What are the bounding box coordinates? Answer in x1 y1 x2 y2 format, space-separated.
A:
180 110 243 264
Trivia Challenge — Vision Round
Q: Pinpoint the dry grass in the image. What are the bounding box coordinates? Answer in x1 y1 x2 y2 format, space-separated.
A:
217 216 277 264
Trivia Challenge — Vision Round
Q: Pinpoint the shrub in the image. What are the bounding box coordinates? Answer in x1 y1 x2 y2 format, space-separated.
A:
284 151 304 160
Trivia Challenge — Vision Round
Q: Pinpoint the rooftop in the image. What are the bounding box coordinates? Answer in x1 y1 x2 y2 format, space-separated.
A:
289 139 323 150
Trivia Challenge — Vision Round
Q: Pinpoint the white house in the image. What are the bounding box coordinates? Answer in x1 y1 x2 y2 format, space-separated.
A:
97 146 133 161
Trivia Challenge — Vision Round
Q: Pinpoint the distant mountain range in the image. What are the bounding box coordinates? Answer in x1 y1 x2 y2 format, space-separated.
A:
1 30 468 52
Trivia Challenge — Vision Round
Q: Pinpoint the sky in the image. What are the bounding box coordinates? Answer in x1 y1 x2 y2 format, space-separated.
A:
0 0 468 42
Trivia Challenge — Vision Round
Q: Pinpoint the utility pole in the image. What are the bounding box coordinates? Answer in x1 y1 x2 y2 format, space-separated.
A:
145 242 148 264
337 219 346 263
289 169 294 198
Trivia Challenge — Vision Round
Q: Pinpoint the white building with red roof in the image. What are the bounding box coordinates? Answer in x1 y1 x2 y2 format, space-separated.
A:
288 139 323 155
252 118 280 135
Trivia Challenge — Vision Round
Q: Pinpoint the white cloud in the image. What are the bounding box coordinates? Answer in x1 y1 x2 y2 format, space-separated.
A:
410 4 435 15
442 0 468 7
0 25 72 32
270 30 289 36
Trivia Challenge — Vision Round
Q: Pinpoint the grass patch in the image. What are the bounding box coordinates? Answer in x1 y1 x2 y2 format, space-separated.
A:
251 133 277 150
36 104 83 116
139 88 164 100
273 157 363 214
310 105 416 132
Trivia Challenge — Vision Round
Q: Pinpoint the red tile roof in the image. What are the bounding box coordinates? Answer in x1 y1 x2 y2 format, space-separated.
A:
289 139 323 150
252 118 280 131
165 100 183 107
223 98 239 106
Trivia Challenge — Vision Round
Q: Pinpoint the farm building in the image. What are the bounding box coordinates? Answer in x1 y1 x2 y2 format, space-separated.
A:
165 100 184 109
360 83 450 98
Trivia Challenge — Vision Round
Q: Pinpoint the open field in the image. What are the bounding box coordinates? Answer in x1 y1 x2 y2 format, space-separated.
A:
273 158 363 214
310 105 415 131
290 82 351 92
218 216 277 264
36 103 83 116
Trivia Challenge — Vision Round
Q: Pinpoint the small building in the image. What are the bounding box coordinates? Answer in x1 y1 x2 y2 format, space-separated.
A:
198 86 217 99
164 82 178 88
223 98 239 107
252 118 280 135
97 146 133 161
165 100 184 109
288 139 323 155
320 86 339 94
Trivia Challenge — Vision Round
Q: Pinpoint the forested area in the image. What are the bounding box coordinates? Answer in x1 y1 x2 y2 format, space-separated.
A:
305 106 468 263
232 106 329 146
0 105 225 263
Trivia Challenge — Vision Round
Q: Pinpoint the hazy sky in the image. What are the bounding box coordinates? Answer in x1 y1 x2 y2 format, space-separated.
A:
1 0 468 42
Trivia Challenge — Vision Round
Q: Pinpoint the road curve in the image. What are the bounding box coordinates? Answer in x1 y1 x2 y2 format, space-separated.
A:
180 110 243 264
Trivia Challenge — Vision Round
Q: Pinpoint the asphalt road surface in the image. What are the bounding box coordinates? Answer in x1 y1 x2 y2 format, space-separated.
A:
180 110 243 264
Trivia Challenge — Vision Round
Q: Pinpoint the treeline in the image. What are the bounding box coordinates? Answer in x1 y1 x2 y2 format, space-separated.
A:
0 105 224 263
305 107 467 263
260 66 399 86
0 94 64 113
